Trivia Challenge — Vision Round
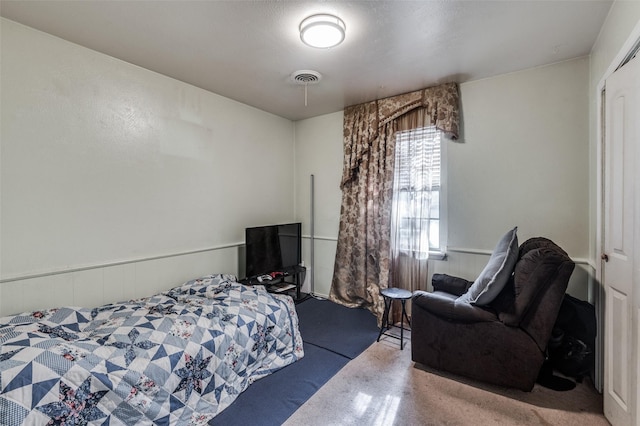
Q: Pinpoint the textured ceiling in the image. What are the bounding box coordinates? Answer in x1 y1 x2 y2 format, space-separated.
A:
1 1 613 121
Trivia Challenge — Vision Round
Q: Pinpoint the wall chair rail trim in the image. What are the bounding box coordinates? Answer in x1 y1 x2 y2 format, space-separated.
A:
447 247 593 269
0 242 244 283
302 234 338 242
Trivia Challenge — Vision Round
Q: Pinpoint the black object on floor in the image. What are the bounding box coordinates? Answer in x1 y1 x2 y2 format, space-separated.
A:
210 298 378 425
536 360 576 391
549 294 596 382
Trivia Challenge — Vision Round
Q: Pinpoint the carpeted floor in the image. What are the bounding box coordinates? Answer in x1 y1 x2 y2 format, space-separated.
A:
210 297 379 425
284 330 608 426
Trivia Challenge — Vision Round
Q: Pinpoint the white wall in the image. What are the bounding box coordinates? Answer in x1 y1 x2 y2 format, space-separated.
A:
0 19 295 316
293 111 343 295
451 58 589 257
294 57 592 299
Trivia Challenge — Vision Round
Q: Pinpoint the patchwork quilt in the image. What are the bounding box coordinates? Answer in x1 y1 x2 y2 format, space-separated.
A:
0 274 304 425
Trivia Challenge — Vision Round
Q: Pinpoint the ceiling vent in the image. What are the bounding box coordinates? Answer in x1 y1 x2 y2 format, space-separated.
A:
290 70 322 106
290 70 322 84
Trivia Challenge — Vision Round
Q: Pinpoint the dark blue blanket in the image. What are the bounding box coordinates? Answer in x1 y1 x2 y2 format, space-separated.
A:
297 298 380 359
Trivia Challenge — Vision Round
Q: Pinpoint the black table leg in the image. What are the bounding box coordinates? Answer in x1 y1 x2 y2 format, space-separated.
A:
376 296 391 342
403 302 411 327
400 300 405 350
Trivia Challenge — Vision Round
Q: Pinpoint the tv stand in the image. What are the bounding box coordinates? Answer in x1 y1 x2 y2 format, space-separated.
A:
240 265 308 303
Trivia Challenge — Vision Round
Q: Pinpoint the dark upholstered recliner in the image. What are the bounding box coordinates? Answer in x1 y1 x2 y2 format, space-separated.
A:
411 237 575 391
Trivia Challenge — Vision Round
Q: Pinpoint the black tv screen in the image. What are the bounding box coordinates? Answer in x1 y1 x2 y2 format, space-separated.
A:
245 223 302 277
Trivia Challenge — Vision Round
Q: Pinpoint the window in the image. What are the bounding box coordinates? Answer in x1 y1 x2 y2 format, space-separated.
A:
391 126 446 258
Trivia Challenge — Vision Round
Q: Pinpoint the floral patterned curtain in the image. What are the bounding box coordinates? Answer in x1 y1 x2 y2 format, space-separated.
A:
329 82 459 323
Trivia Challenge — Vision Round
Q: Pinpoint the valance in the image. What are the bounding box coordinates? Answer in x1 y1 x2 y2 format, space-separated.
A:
341 82 459 188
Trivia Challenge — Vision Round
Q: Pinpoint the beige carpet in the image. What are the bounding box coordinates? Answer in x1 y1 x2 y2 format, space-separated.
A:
284 336 608 426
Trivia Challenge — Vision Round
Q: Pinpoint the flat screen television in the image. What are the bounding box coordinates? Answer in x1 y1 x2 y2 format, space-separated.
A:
245 222 302 277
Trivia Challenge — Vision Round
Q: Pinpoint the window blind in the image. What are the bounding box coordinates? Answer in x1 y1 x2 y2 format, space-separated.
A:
395 126 441 192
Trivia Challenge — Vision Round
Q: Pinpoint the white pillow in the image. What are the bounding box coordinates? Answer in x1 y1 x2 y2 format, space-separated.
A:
458 227 518 306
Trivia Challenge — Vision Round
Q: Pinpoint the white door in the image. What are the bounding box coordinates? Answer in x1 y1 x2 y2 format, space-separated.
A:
603 54 639 426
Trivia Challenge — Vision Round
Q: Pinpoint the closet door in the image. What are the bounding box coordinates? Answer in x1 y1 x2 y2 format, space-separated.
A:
603 55 639 426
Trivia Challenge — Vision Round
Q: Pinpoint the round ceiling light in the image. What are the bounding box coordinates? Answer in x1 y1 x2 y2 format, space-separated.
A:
299 14 346 49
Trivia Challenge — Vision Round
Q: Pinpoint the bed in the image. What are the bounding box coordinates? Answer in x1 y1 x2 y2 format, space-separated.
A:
0 274 304 425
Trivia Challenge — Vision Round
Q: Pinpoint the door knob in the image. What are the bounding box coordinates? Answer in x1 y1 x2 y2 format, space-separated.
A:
601 253 609 262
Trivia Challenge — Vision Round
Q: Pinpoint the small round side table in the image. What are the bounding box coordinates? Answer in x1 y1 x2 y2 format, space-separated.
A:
377 287 412 350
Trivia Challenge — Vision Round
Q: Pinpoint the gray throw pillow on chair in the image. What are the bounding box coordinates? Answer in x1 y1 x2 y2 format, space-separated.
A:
458 226 519 306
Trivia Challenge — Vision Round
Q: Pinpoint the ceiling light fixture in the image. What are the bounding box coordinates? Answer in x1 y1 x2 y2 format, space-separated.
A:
299 14 346 48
